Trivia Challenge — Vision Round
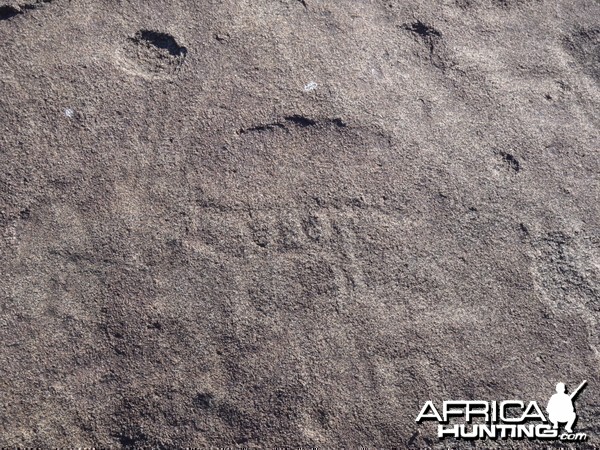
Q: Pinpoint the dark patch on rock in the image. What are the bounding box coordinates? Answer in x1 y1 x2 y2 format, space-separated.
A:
0 4 21 20
147 321 162 330
239 122 286 134
19 208 30 220
499 151 521 172
403 20 441 39
239 116 347 134
193 392 215 409
0 0 52 20
564 27 600 83
132 29 187 58
1 0 599 447
125 29 187 75
284 114 317 127
401 19 453 71
331 117 347 127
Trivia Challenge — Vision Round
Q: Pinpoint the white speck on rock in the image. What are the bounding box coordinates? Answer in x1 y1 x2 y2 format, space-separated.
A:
303 81 318 92
64 108 74 118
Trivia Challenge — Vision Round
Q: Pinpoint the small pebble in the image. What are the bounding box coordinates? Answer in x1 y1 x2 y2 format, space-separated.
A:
304 81 317 92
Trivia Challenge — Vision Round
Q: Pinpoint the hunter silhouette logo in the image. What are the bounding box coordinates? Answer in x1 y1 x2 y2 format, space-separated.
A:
416 380 588 442
547 380 586 434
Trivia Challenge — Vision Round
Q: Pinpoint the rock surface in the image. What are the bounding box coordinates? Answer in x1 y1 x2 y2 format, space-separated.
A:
0 0 598 447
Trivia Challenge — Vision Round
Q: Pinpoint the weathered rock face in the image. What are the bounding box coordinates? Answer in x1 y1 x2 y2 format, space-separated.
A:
0 0 598 447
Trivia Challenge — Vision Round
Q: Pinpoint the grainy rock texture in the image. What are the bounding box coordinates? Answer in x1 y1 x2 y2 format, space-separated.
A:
0 0 599 448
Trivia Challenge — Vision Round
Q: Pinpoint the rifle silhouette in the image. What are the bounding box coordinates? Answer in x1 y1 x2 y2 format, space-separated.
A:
570 380 587 401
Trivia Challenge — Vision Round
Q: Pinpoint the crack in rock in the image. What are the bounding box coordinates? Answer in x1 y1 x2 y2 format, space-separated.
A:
239 115 347 135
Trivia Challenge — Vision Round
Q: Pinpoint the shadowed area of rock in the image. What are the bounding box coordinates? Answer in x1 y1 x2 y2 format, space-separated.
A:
0 0 598 448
